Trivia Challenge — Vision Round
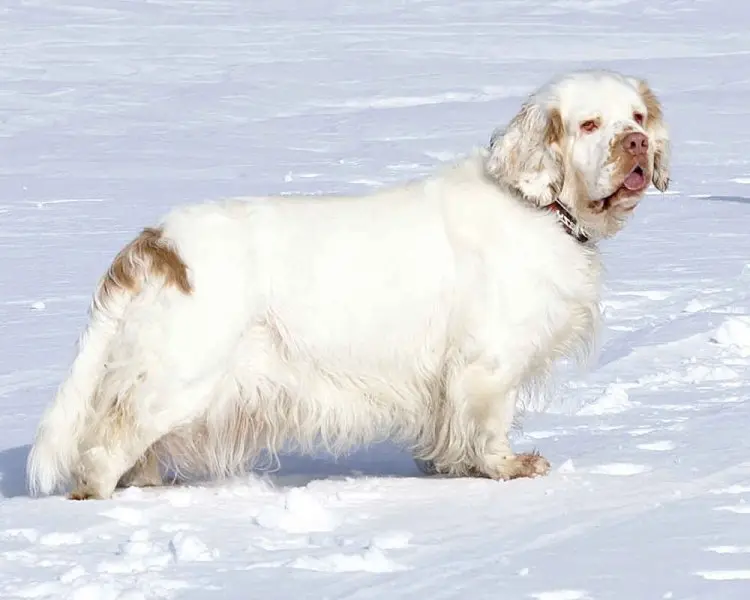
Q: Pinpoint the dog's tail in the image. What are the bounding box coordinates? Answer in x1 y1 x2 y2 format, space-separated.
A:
26 228 192 496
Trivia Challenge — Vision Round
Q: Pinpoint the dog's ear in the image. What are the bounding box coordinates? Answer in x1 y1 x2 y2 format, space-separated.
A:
631 78 670 192
486 100 565 206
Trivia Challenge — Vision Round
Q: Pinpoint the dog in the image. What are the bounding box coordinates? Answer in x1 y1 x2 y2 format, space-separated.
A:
27 69 670 499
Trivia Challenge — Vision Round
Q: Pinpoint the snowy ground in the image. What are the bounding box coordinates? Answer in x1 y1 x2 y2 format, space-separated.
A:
2 0 750 598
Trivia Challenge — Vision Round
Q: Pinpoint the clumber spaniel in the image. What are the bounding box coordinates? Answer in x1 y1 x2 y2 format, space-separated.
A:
28 69 670 499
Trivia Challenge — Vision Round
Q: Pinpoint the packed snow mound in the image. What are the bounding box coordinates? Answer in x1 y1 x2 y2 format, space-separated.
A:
576 384 636 416
711 316 750 356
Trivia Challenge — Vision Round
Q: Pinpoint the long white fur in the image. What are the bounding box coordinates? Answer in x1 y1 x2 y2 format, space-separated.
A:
26 70 669 498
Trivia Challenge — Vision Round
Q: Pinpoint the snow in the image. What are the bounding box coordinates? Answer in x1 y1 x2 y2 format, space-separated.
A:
2 0 750 598
254 487 340 534
712 316 750 357
576 384 636 415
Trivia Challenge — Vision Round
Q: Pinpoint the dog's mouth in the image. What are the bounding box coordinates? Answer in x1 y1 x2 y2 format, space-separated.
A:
622 165 647 192
591 165 650 213
606 165 649 200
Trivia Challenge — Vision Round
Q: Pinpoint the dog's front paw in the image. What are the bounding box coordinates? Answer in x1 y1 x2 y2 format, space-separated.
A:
480 450 551 481
511 451 551 479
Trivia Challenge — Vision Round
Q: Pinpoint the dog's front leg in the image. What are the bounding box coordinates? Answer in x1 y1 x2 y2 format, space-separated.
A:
438 362 550 480
470 382 550 480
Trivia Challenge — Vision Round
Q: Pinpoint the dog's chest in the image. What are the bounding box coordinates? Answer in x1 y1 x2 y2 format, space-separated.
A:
477 233 601 353
531 244 600 359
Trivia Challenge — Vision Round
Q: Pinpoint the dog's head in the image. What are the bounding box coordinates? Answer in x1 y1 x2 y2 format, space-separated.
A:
486 70 670 239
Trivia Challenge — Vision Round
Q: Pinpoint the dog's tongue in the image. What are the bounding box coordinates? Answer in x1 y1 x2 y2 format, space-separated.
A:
623 169 646 191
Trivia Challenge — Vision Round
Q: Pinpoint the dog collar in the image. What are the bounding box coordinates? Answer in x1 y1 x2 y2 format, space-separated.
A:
548 200 590 244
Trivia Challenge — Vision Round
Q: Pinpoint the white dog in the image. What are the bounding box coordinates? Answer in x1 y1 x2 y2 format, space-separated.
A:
27 69 670 499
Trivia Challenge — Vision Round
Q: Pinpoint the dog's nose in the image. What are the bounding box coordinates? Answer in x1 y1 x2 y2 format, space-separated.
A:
622 132 648 156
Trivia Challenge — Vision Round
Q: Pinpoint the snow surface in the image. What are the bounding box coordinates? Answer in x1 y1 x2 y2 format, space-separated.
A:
2 0 750 598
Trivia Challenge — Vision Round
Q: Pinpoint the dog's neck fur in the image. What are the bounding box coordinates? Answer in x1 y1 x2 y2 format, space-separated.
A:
491 176 594 245
478 147 594 246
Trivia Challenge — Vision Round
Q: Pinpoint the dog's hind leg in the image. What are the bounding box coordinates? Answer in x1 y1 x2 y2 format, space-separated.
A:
117 447 164 489
70 376 217 500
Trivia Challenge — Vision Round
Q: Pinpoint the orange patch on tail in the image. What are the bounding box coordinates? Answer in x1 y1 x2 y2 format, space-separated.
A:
101 227 192 300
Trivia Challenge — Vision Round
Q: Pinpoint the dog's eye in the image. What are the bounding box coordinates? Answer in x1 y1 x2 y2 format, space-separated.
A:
633 112 645 125
580 120 598 133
